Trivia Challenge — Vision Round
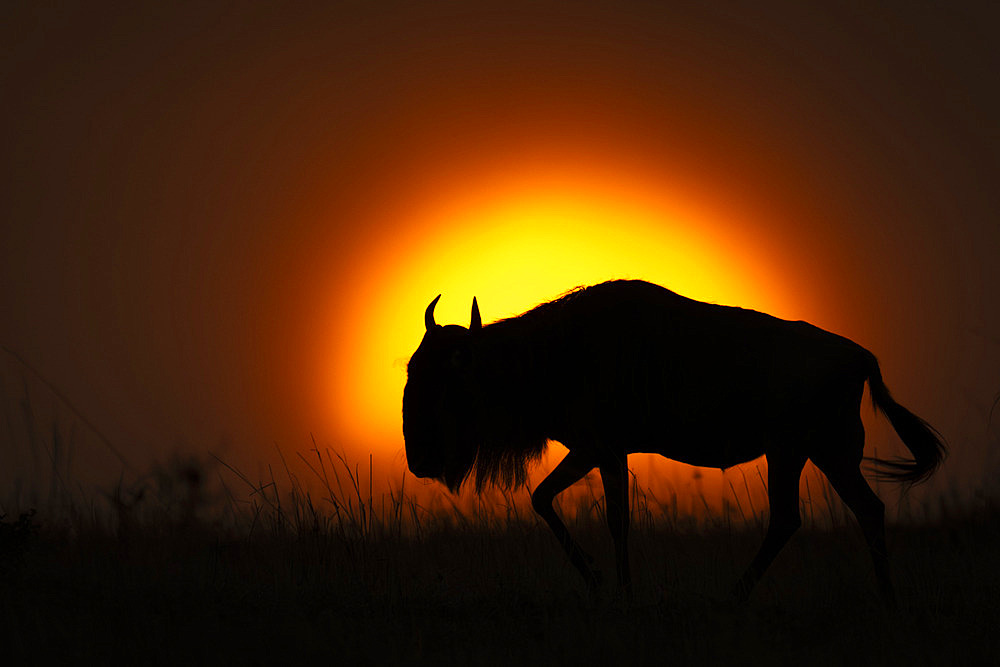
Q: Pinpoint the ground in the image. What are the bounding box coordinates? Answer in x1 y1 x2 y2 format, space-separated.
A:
2 491 997 665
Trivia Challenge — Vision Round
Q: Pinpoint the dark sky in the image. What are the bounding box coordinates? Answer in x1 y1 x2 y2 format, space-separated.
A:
2 2 998 495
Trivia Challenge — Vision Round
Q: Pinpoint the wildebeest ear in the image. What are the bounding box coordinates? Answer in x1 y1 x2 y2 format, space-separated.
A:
470 297 482 331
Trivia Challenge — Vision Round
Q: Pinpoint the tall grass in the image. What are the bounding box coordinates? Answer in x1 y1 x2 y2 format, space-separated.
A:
2 439 998 665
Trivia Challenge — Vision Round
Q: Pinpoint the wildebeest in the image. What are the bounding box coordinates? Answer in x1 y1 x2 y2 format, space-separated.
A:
402 280 945 602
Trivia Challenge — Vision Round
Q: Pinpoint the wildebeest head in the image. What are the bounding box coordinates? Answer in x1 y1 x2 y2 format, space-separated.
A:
403 294 483 491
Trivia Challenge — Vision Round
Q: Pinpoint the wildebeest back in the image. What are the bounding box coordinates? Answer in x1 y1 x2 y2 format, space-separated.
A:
486 280 866 468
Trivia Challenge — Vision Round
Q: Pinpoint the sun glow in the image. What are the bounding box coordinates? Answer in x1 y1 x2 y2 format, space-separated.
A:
324 164 800 459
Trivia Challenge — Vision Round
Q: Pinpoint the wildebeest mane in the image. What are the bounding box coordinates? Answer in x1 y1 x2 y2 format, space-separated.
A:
457 286 599 491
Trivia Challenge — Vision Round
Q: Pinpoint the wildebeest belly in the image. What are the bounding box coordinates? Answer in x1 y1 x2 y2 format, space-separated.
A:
599 347 799 467
619 385 775 468
625 416 770 468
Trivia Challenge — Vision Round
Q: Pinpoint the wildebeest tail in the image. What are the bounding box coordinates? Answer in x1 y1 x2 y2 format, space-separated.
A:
863 351 946 485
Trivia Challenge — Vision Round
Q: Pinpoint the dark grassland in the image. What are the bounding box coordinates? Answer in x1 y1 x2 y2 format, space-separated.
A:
1 449 999 667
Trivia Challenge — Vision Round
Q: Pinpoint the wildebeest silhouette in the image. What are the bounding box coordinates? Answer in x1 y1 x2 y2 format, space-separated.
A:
403 280 945 602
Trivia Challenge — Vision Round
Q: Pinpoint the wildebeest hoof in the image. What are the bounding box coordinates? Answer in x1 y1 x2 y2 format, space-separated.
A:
585 569 604 593
730 579 753 604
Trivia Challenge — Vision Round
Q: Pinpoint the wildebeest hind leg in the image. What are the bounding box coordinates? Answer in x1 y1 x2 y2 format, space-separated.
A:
531 450 601 591
815 460 895 606
733 452 807 602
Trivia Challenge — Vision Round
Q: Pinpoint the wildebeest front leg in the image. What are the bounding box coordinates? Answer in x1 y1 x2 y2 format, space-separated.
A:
599 458 631 597
531 450 600 590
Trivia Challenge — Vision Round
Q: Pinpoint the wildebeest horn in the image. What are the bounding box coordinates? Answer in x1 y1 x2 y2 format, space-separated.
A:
470 297 481 331
425 295 442 331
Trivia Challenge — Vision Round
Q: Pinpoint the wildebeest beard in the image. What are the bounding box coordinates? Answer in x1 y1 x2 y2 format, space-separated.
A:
444 345 553 492
437 388 549 493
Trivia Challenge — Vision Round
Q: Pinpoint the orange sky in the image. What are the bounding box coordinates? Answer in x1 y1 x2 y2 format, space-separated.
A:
2 2 999 509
